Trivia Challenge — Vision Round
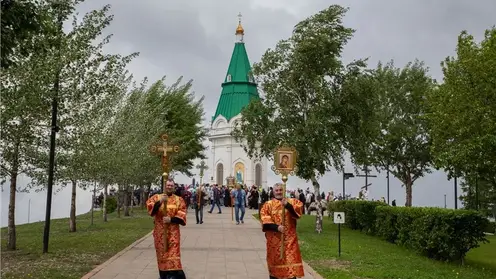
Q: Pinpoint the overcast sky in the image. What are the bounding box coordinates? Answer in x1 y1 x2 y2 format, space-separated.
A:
2 0 495 226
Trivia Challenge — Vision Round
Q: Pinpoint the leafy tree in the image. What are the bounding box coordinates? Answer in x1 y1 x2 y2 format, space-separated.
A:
102 77 207 216
0 57 50 250
232 5 373 196
1 0 46 69
0 0 64 251
428 28 496 186
352 61 435 207
23 2 137 231
460 175 496 218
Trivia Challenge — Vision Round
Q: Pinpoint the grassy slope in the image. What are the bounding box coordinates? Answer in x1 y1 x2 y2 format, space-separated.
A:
296 215 496 279
1 208 154 279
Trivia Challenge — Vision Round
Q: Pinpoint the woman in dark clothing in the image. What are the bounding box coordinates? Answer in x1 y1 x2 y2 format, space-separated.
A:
261 189 269 203
224 187 231 207
249 186 259 209
258 188 270 218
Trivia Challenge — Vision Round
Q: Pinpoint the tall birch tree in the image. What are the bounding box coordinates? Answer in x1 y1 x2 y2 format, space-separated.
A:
232 5 373 196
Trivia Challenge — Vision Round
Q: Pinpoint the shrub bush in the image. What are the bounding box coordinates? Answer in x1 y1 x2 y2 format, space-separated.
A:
329 200 489 262
376 206 489 261
484 221 495 234
327 200 387 234
105 196 118 214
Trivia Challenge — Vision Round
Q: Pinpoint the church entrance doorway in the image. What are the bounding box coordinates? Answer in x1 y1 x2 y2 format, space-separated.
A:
216 163 224 185
255 163 262 186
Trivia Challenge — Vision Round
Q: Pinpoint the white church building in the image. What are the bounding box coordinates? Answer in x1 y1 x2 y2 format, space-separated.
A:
208 18 268 187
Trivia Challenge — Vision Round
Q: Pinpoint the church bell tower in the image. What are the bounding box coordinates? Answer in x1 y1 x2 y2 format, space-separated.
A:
208 14 268 188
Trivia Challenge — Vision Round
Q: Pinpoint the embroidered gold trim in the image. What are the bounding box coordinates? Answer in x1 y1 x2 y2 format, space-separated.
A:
269 263 303 268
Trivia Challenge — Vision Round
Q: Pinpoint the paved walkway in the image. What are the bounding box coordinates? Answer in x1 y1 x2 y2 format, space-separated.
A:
82 208 318 279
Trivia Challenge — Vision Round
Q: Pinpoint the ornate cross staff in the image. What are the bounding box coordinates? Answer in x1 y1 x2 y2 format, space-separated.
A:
271 145 298 260
196 160 208 205
196 160 208 185
150 133 180 252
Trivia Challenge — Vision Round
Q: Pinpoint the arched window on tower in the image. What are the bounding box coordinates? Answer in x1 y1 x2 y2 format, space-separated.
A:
255 163 262 186
216 163 224 185
226 74 232 82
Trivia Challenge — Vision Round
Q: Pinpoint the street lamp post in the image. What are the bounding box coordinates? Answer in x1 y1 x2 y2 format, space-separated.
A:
43 8 63 254
28 199 31 224
386 165 390 204
454 176 458 209
475 174 479 211
342 172 355 200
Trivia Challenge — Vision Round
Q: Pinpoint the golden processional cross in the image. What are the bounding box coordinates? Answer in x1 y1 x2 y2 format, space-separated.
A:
150 133 180 183
195 160 208 206
149 133 180 252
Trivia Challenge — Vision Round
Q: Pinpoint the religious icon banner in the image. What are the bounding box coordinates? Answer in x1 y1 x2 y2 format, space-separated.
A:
274 147 297 172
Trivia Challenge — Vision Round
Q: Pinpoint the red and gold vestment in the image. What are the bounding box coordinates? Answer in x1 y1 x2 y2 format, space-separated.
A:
261 198 305 278
146 194 187 272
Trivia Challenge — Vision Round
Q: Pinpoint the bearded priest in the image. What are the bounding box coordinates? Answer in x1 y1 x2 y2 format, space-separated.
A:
260 183 305 279
146 178 187 279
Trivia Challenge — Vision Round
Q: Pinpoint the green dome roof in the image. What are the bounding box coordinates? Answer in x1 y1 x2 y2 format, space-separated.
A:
212 41 259 123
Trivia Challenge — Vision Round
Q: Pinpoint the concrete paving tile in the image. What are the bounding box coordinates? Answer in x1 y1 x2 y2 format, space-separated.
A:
227 271 249 278
245 263 267 272
226 262 246 271
90 275 117 279
140 269 159 276
187 273 206 279
205 271 227 279
113 274 139 279
248 276 268 279
206 257 226 263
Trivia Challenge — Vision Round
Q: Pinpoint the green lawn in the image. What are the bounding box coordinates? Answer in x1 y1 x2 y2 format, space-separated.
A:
295 215 496 279
1 208 154 279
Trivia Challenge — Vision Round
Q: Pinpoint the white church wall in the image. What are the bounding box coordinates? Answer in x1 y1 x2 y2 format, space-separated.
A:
209 114 268 187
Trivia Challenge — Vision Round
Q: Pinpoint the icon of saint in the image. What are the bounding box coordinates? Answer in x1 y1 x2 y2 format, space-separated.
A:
279 154 289 169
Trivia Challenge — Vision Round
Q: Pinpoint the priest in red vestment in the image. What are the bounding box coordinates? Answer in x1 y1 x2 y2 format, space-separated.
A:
146 178 187 279
260 183 305 279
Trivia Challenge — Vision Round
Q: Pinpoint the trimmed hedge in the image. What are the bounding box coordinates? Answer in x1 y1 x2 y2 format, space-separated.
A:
328 200 386 234
328 200 489 262
485 221 495 234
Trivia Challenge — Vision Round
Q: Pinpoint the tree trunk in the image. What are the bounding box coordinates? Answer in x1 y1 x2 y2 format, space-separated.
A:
7 141 20 251
117 188 121 218
141 190 145 209
405 175 413 207
310 174 321 231
310 175 320 197
103 184 108 222
123 185 130 216
143 183 151 209
69 180 77 232
90 182 96 226
130 187 134 214
137 185 144 207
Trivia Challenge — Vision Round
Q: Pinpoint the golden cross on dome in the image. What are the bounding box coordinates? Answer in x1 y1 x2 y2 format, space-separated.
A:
235 12 244 36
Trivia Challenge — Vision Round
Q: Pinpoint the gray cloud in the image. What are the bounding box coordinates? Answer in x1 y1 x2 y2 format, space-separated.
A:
3 0 494 226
